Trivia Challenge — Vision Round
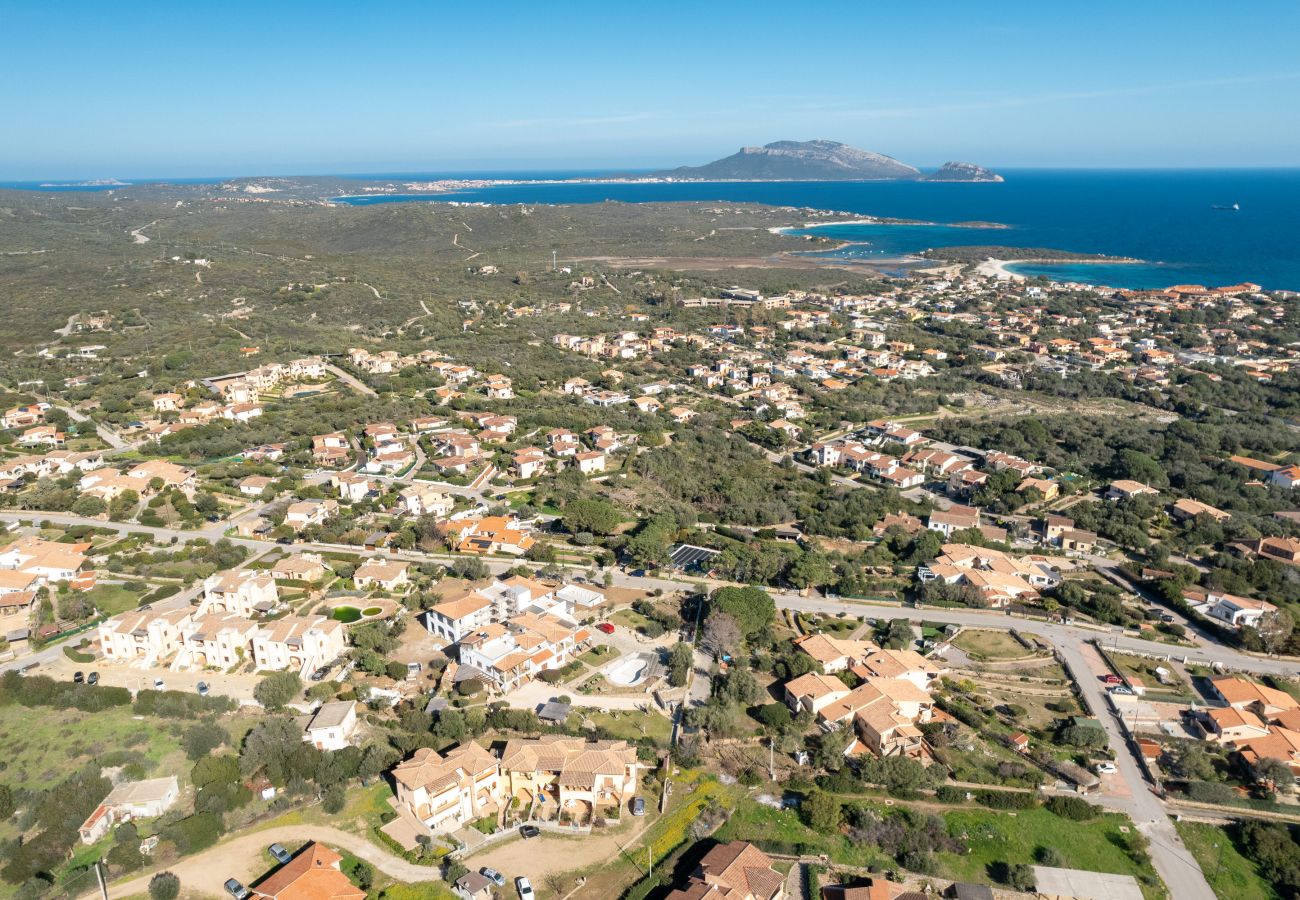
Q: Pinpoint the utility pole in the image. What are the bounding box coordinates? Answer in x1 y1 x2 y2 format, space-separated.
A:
94 860 109 900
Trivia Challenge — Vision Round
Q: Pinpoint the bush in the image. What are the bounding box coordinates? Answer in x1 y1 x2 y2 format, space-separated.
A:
1045 795 1100 820
148 872 181 900
935 785 966 804
974 789 1038 810
1185 780 1236 804
323 784 346 814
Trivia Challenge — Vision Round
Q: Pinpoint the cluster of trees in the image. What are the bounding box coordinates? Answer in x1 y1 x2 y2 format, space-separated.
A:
1233 820 1300 898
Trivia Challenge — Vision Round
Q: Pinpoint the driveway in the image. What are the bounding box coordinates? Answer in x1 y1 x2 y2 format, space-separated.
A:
463 816 652 887
104 825 443 899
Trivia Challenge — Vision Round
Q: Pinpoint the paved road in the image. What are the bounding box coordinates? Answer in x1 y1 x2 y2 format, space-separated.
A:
1056 640 1217 900
55 404 129 450
104 824 442 899
325 364 378 397
4 510 1294 679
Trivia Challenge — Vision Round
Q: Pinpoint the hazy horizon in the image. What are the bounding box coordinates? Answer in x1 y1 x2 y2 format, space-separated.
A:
3 1 1299 180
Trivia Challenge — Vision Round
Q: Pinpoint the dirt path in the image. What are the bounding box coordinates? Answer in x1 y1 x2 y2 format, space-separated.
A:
104 825 443 899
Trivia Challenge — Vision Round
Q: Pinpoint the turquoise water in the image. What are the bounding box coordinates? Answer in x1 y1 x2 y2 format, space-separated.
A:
334 169 1300 290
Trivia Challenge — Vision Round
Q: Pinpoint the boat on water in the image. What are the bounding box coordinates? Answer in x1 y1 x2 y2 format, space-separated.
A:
1212 202 1240 211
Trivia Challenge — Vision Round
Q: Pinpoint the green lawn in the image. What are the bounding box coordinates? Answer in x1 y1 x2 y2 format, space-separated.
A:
84 582 148 615
1176 821 1278 900
583 709 672 744
952 629 1033 660
578 645 617 666
610 608 654 631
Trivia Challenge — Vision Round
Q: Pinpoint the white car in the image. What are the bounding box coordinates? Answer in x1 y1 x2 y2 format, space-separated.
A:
516 876 534 900
153 677 166 690
1096 761 1118 775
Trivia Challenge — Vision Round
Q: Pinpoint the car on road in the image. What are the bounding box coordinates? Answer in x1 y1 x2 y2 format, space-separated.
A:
596 622 615 635
479 868 505 887
224 879 250 900
1160 614 1175 623
197 681 210 697
1095 761 1118 775
1100 674 1122 685
73 671 84 684
269 843 292 864
630 796 646 816
519 824 540 839
516 876 535 900
87 672 99 685
153 677 166 690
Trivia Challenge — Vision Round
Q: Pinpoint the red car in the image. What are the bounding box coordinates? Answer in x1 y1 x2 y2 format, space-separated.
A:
595 622 616 635
1101 674 1122 685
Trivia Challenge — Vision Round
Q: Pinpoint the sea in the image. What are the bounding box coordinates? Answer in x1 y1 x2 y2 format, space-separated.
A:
4 169 1298 290
332 169 1300 291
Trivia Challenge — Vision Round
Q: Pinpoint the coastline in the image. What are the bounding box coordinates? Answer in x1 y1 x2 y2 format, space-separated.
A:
977 255 1144 282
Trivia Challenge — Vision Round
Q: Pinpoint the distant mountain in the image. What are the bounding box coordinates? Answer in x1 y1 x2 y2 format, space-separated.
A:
656 140 924 181
919 161 1004 183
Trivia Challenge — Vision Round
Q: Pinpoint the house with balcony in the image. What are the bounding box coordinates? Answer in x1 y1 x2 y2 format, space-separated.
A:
251 615 346 675
391 743 502 832
200 570 278 617
499 736 641 823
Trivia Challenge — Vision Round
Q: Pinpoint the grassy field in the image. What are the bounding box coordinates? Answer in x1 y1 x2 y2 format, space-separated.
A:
0 702 187 788
939 807 1162 899
952 629 1034 660
1176 821 1277 900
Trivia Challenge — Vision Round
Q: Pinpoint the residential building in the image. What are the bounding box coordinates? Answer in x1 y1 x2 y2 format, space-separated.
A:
249 842 366 900
79 777 179 844
664 840 785 900
200 570 278 617
252 615 347 675
298 701 360 751
353 558 409 592
391 743 503 832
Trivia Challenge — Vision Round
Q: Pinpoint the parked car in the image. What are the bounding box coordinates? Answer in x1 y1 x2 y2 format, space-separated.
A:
309 666 330 682
224 879 250 900
596 622 616 635
86 672 99 685
197 681 210 697
1108 686 1134 696
153 677 166 690
630 796 646 816
269 843 291 864
73 671 84 684
516 876 535 900
479 868 505 887
1096 761 1118 775
519 824 540 839
1100 674 1122 685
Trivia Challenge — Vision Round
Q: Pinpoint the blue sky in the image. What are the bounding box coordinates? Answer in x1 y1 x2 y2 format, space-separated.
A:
3 0 1299 178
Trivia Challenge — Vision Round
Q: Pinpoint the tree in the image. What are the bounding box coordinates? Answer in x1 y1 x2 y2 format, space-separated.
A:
667 642 693 687
181 721 228 760
254 672 302 711
709 586 775 639
1004 863 1036 892
1255 608 1295 655
562 499 622 536
71 494 107 518
755 702 792 730
787 552 834 590
148 873 181 900
802 790 842 832
701 612 742 659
